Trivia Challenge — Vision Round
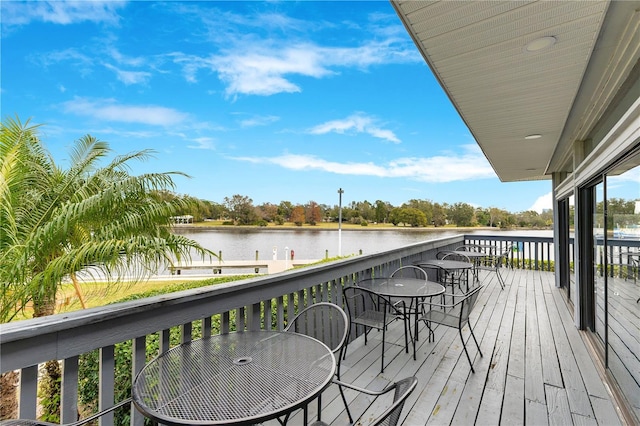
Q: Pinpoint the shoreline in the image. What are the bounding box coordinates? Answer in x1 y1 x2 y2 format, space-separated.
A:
172 224 500 232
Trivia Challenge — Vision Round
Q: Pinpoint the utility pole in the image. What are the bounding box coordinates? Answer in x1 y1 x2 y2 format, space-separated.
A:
338 188 344 256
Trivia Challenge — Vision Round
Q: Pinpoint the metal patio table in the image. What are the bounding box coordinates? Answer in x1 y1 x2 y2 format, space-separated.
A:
416 259 473 290
355 277 445 360
132 330 335 425
449 250 491 282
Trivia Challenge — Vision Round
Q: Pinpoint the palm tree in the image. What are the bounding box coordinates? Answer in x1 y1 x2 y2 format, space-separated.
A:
0 116 216 420
1 116 215 320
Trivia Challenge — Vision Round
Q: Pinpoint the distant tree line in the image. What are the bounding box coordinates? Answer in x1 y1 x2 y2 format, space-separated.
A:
158 191 557 229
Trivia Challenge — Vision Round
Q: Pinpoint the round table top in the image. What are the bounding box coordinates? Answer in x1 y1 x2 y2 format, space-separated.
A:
417 259 473 270
355 277 445 299
133 331 335 425
450 250 491 259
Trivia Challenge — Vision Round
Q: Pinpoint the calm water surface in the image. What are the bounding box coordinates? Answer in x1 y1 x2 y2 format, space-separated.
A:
172 227 552 261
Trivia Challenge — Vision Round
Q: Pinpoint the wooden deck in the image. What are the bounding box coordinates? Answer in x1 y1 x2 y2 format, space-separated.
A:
274 267 624 425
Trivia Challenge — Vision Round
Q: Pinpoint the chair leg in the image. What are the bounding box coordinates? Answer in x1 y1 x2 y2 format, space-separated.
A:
403 309 409 355
496 267 505 289
422 320 434 342
381 324 386 373
338 383 353 423
469 326 483 357
343 329 350 360
459 328 475 373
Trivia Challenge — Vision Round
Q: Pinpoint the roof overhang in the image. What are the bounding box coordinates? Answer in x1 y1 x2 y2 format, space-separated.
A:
391 0 640 182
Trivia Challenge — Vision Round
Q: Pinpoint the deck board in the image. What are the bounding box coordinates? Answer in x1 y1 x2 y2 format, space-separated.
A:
269 267 625 425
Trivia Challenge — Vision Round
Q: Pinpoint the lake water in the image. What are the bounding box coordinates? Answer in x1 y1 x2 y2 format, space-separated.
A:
171 227 553 262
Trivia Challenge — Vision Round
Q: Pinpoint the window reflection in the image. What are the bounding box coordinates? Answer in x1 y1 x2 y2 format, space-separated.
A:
601 152 640 418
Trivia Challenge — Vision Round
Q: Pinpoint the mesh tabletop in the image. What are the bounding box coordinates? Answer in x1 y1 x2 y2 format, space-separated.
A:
417 259 473 270
356 277 444 299
451 250 489 259
133 331 335 425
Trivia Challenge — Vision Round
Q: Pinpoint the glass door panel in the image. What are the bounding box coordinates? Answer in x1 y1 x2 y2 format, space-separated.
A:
605 157 640 418
593 182 605 344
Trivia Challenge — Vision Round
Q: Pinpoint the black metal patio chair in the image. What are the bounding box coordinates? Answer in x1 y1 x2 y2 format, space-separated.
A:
440 252 472 291
0 398 132 426
418 284 484 373
342 285 409 374
476 249 510 289
283 302 352 423
389 264 429 313
311 376 418 426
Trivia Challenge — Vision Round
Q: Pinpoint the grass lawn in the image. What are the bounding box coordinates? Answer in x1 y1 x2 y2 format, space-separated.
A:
11 275 255 322
13 256 343 322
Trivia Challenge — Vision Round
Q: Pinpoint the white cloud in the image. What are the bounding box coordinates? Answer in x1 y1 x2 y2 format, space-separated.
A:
232 144 495 182
529 192 553 213
1 1 124 26
35 48 93 70
103 64 152 85
308 113 400 143
237 115 280 128
61 98 188 126
188 138 216 150
213 46 334 97
170 11 419 97
107 47 146 67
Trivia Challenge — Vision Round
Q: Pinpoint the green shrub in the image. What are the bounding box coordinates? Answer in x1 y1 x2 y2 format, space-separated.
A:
75 275 299 425
38 361 61 423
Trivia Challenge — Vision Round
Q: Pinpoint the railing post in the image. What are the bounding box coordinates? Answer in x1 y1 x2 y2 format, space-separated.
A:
19 365 38 419
99 345 115 426
131 337 146 426
61 356 79 424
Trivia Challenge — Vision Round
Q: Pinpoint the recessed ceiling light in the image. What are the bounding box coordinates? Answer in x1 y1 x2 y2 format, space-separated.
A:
525 134 542 140
525 36 556 52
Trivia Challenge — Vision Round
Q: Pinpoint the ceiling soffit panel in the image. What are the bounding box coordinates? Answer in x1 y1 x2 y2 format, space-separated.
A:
391 0 610 182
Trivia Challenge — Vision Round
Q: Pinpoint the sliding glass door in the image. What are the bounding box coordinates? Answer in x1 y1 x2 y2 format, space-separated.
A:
584 151 640 419
603 155 640 418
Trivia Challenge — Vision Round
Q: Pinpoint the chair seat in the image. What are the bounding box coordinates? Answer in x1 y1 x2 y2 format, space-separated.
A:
421 307 462 328
352 309 387 328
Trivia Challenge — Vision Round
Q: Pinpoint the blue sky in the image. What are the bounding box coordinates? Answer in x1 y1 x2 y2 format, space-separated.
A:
2 0 554 213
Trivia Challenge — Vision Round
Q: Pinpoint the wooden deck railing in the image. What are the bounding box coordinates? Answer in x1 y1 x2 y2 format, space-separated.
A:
1 235 465 424
3 231 639 424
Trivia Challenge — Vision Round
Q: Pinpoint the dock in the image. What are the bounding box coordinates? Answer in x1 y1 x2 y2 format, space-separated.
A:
168 259 319 275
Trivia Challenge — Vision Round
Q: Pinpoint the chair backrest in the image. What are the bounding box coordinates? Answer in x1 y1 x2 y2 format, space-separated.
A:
0 398 132 426
436 250 452 259
390 265 428 280
343 285 379 316
498 249 511 263
372 376 419 426
458 285 483 326
284 302 349 357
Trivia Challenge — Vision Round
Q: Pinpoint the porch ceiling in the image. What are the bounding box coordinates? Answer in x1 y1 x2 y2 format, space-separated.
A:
391 0 640 182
